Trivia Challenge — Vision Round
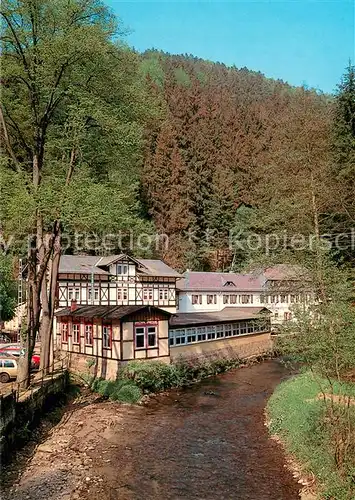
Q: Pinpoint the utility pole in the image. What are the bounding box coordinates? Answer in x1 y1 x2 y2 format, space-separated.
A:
17 258 23 342
91 268 94 304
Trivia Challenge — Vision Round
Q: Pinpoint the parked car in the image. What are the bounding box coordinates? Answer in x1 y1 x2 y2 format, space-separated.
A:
0 345 40 369
0 357 18 383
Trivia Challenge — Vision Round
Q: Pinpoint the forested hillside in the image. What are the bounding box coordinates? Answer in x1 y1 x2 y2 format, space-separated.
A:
140 51 354 271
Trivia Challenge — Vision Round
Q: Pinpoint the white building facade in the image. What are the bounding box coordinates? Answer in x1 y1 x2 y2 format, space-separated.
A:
177 265 313 325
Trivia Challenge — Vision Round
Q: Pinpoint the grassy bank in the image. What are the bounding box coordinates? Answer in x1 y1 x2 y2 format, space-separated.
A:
267 371 355 499
86 356 243 403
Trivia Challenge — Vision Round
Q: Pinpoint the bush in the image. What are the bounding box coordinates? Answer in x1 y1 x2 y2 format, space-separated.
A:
122 361 176 393
110 383 142 404
121 356 241 393
88 356 241 402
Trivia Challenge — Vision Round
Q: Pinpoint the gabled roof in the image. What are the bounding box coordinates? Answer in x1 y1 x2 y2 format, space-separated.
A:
177 272 264 292
170 307 271 327
55 305 173 320
95 254 144 268
138 259 182 278
59 254 182 278
59 255 110 275
262 264 309 281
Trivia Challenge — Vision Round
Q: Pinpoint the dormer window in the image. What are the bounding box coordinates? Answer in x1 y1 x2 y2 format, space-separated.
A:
117 264 128 275
224 281 235 287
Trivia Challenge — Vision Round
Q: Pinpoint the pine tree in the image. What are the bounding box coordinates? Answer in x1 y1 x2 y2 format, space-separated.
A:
333 63 355 222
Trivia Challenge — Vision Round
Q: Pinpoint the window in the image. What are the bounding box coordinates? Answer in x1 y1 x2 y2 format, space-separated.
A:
207 326 216 340
197 326 206 342
135 327 145 348
143 288 153 300
117 264 128 275
240 294 252 304
186 327 197 343
224 324 232 337
274 312 279 319
68 288 80 301
280 294 288 303
135 324 157 349
223 295 229 304
232 323 240 336
117 288 128 301
270 295 278 304
216 325 224 338
102 324 112 349
4 360 15 368
88 288 99 302
192 294 202 305
284 312 292 321
61 322 68 343
230 294 237 304
240 322 247 334
85 324 93 346
290 295 295 303
159 288 169 300
260 294 268 303
207 294 217 304
147 326 157 346
72 323 80 344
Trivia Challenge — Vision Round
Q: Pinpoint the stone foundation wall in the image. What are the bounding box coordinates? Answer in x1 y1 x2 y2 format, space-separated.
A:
170 333 273 362
0 372 69 464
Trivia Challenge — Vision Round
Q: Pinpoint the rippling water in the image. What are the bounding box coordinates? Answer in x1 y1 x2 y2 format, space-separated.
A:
106 359 300 499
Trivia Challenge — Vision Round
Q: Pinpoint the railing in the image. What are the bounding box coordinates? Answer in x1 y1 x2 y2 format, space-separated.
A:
0 355 69 401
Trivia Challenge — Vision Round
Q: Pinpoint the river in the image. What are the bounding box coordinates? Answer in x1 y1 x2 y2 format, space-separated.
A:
4 359 300 500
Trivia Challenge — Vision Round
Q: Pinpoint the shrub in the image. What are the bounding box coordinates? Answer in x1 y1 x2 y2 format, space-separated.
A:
122 361 176 393
110 383 142 404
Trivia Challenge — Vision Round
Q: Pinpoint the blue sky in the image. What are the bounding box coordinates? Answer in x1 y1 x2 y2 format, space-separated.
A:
106 0 354 94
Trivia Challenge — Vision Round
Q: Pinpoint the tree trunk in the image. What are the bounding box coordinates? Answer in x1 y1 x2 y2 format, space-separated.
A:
39 225 61 373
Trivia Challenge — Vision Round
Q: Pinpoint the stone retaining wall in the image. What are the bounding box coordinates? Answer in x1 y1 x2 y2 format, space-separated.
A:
0 371 69 465
170 332 273 362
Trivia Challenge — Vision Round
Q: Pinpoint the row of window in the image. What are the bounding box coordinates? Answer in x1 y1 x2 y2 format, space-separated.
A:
60 323 158 350
191 293 312 306
192 294 254 305
261 294 312 304
169 321 269 347
65 287 172 302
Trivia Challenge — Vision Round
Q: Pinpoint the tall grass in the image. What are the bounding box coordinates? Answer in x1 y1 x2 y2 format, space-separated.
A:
267 371 355 499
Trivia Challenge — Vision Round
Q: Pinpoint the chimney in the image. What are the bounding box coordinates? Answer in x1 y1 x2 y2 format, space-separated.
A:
70 300 78 313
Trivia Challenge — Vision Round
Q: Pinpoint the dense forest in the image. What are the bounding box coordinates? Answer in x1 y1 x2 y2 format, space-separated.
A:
0 0 354 380
140 51 355 271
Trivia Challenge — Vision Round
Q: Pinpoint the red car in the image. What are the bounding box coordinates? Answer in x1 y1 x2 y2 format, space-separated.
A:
0 345 40 369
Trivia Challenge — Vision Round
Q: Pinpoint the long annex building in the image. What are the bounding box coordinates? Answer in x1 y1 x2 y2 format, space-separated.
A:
55 254 310 378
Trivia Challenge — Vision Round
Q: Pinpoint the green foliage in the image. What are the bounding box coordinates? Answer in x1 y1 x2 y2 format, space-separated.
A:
122 357 241 393
0 255 16 322
90 377 142 403
174 67 191 86
268 372 355 499
110 383 142 404
0 0 155 247
140 54 165 87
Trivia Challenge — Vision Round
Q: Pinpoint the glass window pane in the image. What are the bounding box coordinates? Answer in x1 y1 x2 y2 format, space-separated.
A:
136 334 145 348
148 333 156 347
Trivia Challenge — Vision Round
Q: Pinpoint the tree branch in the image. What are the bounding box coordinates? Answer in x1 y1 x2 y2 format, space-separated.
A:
0 104 21 171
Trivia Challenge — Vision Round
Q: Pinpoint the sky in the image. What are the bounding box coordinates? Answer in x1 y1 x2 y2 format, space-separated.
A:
106 0 354 94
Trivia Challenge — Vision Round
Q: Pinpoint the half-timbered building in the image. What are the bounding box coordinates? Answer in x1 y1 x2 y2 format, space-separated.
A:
58 254 181 312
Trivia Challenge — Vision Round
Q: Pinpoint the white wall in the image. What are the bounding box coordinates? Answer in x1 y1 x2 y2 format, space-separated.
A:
177 291 312 325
